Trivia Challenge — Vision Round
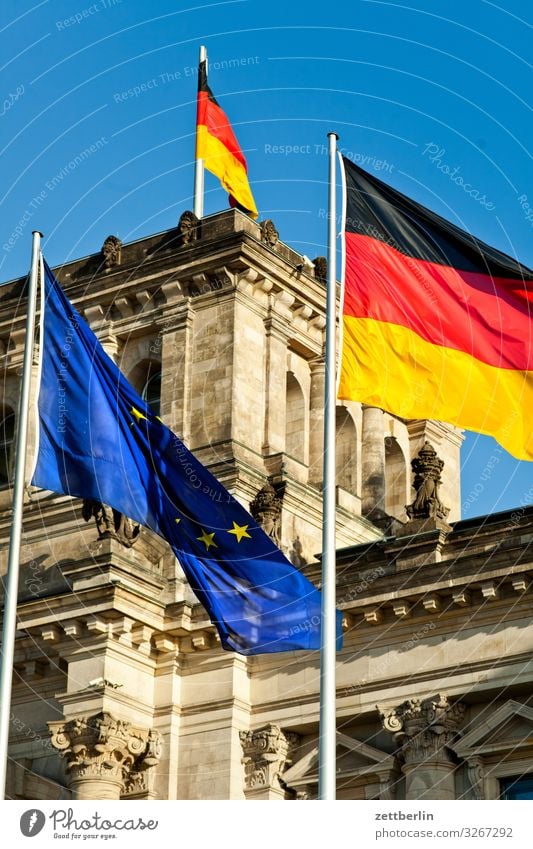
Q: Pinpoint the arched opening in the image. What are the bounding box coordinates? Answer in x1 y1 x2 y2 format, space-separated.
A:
0 409 15 485
385 436 408 519
285 373 305 463
335 406 357 495
128 360 162 417
142 370 162 417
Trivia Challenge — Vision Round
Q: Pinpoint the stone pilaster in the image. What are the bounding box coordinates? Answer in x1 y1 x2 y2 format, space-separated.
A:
380 695 465 800
240 724 298 800
308 359 325 485
159 301 195 443
361 405 386 522
262 315 290 457
48 712 162 800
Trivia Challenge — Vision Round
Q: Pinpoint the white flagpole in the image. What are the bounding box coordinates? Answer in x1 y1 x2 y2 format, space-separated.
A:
318 133 338 800
0 230 42 799
193 44 207 219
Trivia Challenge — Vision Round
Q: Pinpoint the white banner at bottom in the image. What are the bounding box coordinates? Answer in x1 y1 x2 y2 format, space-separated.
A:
3 800 533 848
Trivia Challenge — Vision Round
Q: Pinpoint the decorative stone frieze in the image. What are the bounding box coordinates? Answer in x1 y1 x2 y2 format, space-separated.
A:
240 724 299 799
48 712 162 800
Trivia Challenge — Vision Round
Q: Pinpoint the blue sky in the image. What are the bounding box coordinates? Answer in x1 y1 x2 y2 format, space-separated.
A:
1 0 531 518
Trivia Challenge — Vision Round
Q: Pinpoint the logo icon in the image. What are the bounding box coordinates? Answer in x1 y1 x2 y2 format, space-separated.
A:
20 810 46 837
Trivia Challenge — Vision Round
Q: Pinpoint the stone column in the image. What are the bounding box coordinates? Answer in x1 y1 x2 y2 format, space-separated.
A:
159 301 195 443
262 316 290 457
380 695 465 800
361 405 386 520
49 712 162 800
308 359 325 485
240 724 298 800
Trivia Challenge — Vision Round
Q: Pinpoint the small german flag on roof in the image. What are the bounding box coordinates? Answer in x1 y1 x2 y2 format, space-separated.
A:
196 58 258 219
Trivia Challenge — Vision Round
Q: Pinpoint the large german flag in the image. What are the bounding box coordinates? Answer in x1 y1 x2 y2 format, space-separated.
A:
338 155 533 460
196 59 258 218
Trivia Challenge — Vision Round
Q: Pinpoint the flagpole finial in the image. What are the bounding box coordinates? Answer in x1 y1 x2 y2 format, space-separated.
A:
327 132 339 141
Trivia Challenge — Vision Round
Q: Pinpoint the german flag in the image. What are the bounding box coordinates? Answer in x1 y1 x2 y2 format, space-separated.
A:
338 155 533 460
196 59 258 219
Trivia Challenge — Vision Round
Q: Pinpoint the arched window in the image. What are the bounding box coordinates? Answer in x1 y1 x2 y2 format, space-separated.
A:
335 407 357 494
128 359 162 417
385 436 408 519
142 370 162 417
0 410 15 485
285 373 305 463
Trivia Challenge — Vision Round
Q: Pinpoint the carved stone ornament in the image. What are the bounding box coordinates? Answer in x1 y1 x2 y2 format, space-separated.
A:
240 724 299 793
466 756 485 800
406 441 450 521
48 712 163 797
289 536 307 568
259 219 279 247
101 235 122 269
380 695 465 766
250 482 282 546
177 210 200 245
312 256 327 283
82 500 140 548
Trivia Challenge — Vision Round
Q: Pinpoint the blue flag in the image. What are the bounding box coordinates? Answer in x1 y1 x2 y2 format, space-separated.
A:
32 259 342 655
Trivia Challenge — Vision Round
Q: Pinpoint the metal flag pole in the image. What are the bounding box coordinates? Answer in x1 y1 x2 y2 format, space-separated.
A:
318 132 338 800
193 44 207 219
0 230 41 799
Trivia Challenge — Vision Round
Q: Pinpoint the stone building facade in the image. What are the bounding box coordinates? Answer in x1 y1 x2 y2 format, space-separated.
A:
0 209 531 801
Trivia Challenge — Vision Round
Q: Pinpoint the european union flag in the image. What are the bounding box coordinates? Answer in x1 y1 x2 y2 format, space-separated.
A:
32 259 342 654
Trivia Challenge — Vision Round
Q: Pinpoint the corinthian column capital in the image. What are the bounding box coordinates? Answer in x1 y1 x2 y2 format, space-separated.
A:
380 694 465 766
240 724 299 799
48 712 162 800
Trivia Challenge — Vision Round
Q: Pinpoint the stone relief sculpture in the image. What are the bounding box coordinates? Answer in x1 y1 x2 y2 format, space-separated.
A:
259 219 279 247
406 441 450 521
312 256 327 283
177 210 200 246
101 235 122 269
82 500 140 547
250 482 282 547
